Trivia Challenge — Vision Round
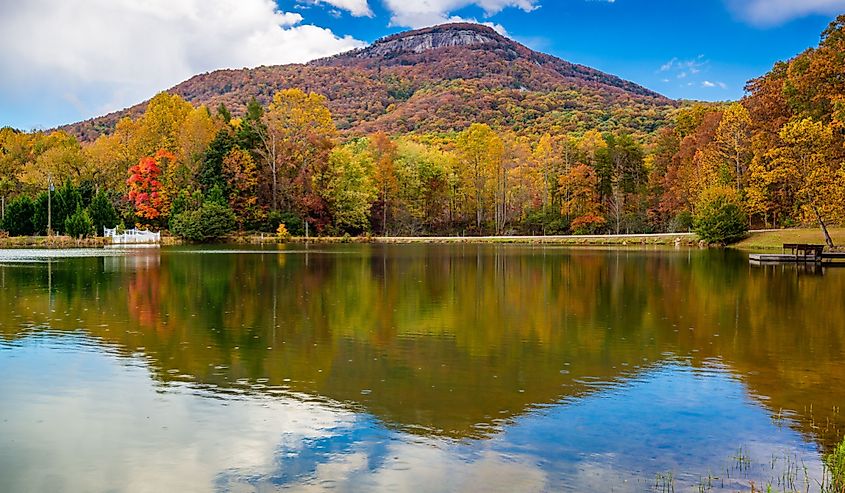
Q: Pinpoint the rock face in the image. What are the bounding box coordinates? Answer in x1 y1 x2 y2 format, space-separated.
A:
359 26 498 57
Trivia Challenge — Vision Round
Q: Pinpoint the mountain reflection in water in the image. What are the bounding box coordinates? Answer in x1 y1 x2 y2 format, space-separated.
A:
0 245 843 492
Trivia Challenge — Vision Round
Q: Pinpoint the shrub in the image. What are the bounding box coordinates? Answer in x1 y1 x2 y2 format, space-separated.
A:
170 202 236 242
571 214 607 235
266 211 304 235
521 208 570 235
64 205 94 238
693 187 748 245
1 196 35 236
276 223 290 240
87 191 118 236
670 210 694 232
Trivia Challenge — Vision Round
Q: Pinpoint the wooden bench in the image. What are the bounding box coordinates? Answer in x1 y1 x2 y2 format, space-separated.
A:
782 243 825 261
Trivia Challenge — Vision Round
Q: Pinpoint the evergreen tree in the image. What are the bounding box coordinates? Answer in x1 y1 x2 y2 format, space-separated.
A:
87 191 119 236
1 196 35 236
198 129 234 193
64 205 94 238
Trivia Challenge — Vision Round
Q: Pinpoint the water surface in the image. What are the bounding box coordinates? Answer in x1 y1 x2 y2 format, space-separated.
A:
1 245 843 492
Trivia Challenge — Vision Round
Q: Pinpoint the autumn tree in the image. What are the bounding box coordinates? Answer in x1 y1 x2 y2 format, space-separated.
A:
0 127 31 213
131 92 193 157
19 131 89 190
393 139 452 234
559 164 604 234
533 133 564 210
127 150 175 224
85 130 134 193
601 134 645 234
713 103 752 191
317 142 377 233
259 89 336 222
457 123 503 232
222 147 260 230
663 110 723 218
178 105 218 178
770 118 843 247
370 132 398 235
646 127 680 229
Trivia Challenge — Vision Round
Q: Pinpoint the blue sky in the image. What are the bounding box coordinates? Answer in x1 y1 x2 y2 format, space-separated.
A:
0 0 842 130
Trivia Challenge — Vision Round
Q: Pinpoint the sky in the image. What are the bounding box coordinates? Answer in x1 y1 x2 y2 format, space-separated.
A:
0 0 843 131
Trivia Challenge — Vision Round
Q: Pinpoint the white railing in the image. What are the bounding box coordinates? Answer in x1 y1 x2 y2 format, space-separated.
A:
104 227 161 244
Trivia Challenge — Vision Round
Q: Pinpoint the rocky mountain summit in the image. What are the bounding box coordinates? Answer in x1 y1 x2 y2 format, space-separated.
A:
62 23 675 141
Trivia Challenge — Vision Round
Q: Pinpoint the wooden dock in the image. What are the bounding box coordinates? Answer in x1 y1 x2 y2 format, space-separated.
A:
749 243 845 265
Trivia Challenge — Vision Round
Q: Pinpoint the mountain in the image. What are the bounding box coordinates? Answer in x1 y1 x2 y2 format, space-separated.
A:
62 23 677 141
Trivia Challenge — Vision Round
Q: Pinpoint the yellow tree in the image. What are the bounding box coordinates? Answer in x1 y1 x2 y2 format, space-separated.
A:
84 126 136 193
771 118 844 247
178 105 218 177
19 131 88 190
317 143 377 233
533 133 558 209
260 89 336 217
713 103 752 192
457 123 503 232
500 132 531 234
370 132 398 235
131 92 193 157
0 128 31 204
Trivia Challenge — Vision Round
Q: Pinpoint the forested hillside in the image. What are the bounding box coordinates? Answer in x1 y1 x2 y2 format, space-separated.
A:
61 23 675 142
1 18 844 242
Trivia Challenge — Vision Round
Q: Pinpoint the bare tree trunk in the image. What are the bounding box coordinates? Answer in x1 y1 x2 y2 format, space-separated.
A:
611 187 624 235
383 192 388 237
257 125 279 211
736 149 742 192
813 205 835 249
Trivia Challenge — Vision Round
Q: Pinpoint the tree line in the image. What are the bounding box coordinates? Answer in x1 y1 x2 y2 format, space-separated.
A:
1 16 844 243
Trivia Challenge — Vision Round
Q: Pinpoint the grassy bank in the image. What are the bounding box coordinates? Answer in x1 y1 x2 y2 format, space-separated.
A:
0 235 112 248
734 228 845 250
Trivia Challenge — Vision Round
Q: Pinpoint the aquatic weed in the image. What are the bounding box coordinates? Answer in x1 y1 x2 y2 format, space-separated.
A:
824 436 845 493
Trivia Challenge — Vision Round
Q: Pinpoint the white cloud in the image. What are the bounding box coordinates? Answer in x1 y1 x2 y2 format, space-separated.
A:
702 80 727 89
382 0 539 29
0 0 365 129
725 0 845 25
657 55 710 83
309 0 374 17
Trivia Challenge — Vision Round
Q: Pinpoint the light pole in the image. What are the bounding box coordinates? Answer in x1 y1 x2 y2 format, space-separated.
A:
47 173 54 236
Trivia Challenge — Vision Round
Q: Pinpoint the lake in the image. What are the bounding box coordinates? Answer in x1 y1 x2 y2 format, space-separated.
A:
1 244 843 492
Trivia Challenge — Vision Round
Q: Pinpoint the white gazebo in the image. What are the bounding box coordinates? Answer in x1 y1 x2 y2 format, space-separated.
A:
104 227 161 244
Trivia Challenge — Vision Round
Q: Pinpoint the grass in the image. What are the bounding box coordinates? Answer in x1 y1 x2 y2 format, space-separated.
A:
824 436 845 493
734 228 845 251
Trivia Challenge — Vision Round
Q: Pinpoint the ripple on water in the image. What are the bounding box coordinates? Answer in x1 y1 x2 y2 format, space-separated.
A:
0 248 129 262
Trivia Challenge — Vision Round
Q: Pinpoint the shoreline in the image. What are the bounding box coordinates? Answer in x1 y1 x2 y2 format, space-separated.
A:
256 232 700 247
1 228 839 250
